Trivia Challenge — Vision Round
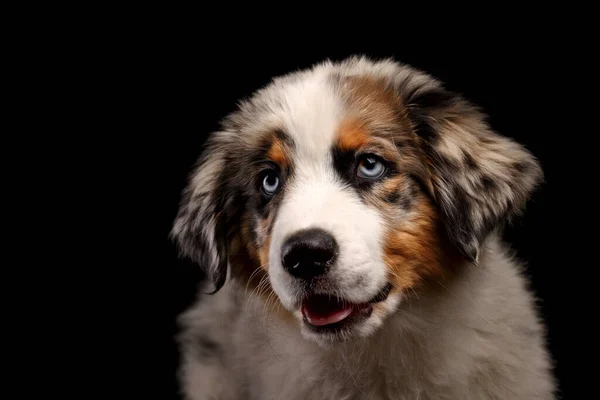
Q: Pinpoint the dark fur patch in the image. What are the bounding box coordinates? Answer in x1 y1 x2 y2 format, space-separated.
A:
481 176 497 191
406 87 455 110
195 336 221 360
331 147 358 186
331 146 400 195
399 180 418 210
463 151 479 170
386 190 401 204
405 87 455 144
513 161 530 174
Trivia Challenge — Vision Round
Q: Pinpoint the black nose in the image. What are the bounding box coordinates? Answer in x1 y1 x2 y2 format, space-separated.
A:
281 228 338 280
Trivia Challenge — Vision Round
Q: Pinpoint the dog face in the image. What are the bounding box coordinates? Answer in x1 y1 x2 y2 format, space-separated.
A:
172 57 542 345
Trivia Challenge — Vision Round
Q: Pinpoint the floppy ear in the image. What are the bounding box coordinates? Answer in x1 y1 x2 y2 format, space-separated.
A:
170 136 235 292
400 77 543 263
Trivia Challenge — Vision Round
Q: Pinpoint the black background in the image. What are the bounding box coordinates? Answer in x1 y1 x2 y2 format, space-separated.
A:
114 20 589 400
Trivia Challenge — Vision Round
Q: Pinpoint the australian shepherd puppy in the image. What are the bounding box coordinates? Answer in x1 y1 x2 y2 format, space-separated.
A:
171 56 556 399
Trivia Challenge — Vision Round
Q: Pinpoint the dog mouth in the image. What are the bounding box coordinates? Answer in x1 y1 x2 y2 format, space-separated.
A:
301 283 392 331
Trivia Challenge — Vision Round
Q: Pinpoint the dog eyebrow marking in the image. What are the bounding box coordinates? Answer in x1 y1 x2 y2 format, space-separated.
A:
265 129 294 169
267 137 288 168
336 119 370 151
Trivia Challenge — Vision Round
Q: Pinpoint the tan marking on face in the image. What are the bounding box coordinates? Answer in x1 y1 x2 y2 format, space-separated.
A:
255 212 275 270
335 76 410 160
258 234 271 270
380 175 403 196
227 213 286 317
229 216 262 278
241 214 293 321
230 216 261 279
382 194 456 293
336 119 370 151
266 137 289 168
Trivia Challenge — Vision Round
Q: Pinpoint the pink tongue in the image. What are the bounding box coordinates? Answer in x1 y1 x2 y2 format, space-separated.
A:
302 301 354 326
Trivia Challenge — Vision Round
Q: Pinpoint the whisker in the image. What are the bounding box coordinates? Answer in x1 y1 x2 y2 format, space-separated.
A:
244 265 267 294
245 274 271 314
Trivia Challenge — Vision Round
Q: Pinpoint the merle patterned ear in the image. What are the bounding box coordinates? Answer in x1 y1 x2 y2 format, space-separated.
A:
401 77 543 263
170 135 236 292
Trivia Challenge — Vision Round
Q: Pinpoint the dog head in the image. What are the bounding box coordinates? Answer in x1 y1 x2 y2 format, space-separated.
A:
171 56 543 345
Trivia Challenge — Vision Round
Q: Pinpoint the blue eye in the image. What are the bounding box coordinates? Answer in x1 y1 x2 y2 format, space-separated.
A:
357 156 385 179
262 171 280 195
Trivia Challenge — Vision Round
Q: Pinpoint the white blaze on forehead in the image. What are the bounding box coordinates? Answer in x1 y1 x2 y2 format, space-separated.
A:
277 72 343 160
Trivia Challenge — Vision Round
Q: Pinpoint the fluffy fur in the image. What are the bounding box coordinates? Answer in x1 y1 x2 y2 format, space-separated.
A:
171 56 556 399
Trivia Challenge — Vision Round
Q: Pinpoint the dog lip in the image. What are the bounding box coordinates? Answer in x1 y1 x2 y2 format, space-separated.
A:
300 282 393 309
300 282 392 330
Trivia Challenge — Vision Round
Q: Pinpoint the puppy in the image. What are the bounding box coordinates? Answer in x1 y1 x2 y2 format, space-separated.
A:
171 56 556 399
